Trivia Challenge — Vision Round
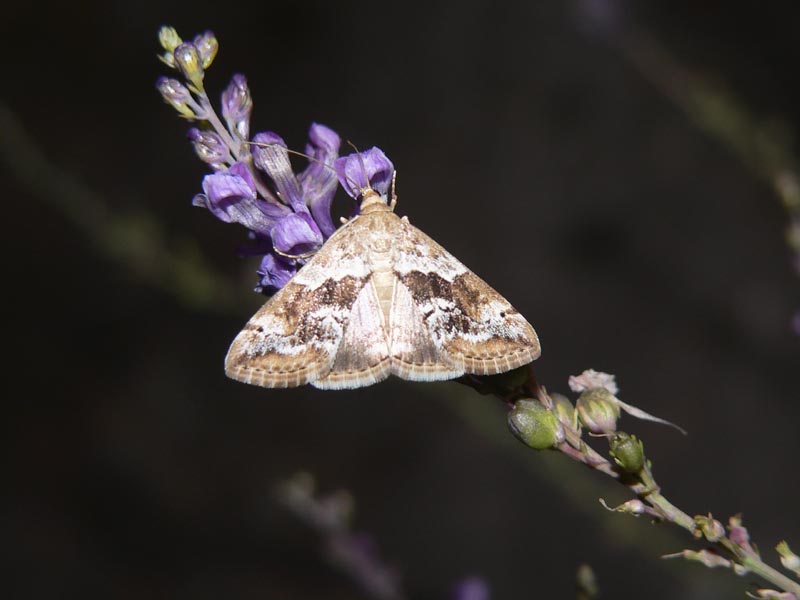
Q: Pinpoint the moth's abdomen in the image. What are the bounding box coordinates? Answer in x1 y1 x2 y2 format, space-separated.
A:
370 255 394 334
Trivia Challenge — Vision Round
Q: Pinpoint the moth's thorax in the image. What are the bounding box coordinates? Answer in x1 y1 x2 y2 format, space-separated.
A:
359 188 391 214
361 210 396 328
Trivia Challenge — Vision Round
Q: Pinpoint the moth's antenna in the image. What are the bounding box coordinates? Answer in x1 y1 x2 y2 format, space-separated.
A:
244 141 362 195
345 139 372 197
273 247 317 260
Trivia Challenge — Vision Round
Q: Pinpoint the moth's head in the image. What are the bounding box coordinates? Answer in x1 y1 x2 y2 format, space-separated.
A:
358 185 390 214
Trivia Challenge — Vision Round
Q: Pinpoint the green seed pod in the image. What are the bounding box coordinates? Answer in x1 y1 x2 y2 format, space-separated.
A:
551 392 579 431
508 399 565 450
609 432 645 473
576 388 620 434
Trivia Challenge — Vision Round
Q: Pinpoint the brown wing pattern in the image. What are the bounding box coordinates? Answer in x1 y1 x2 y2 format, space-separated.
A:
393 220 540 375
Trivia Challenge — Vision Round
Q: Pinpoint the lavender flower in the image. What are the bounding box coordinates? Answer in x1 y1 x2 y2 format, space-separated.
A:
334 147 394 199
157 27 393 295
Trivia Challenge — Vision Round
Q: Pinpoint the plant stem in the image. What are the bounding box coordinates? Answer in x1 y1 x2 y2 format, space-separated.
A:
570 443 800 596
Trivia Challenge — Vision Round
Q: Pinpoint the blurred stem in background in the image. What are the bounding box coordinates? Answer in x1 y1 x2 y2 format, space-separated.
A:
0 104 239 314
576 0 800 323
275 472 407 600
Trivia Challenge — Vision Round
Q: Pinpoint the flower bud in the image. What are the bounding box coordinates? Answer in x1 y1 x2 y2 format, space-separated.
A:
576 388 620 434
188 128 230 167
157 25 182 67
664 549 731 569
728 515 756 555
156 77 195 118
158 25 182 52
551 392 579 430
222 74 253 141
695 514 725 543
508 399 565 450
600 498 648 516
173 42 205 88
193 31 219 69
776 541 800 577
609 432 645 473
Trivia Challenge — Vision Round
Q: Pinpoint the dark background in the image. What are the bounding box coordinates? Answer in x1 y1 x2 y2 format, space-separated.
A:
3 1 799 598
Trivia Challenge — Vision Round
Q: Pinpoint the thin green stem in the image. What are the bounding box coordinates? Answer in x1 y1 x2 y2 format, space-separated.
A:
720 540 800 597
565 438 800 596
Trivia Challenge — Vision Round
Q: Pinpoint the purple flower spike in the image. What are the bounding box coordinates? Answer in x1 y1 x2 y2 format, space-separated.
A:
271 212 323 256
298 123 341 236
252 132 308 214
158 29 355 295
334 147 394 199
195 161 286 233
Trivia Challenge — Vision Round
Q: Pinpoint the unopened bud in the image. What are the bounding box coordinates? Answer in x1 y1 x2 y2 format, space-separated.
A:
695 514 725 543
158 26 182 52
576 388 620 434
156 77 195 118
508 399 565 450
729 515 756 555
609 432 645 473
174 42 205 88
551 392 579 430
193 30 219 69
188 128 230 167
664 548 731 569
222 74 253 141
158 26 182 67
600 498 648 516
776 541 800 577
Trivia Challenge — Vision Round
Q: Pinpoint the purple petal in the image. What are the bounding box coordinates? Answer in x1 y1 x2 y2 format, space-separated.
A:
229 161 257 195
298 123 341 237
197 163 285 234
256 252 297 295
334 147 394 199
307 122 340 153
200 170 255 221
252 132 307 213
271 212 323 256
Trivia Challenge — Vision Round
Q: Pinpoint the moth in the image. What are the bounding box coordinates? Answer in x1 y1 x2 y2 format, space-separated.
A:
225 175 540 389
